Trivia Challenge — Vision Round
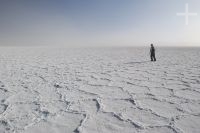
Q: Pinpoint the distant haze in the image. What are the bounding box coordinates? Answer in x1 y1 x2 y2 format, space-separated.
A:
0 0 200 47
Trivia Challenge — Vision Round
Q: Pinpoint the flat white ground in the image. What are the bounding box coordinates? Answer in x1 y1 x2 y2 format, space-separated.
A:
0 47 200 133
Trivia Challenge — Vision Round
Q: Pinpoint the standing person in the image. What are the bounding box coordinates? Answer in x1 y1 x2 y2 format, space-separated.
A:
150 44 156 61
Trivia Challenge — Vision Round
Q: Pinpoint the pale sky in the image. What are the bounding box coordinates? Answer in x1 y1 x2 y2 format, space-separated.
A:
0 0 200 47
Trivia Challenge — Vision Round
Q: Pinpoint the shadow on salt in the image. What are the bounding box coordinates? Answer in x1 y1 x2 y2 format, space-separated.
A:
125 61 151 64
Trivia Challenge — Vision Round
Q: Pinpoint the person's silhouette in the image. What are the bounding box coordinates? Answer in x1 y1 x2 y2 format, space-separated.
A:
150 44 156 61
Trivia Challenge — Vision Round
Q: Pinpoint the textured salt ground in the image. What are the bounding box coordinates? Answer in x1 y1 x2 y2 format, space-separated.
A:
0 47 200 133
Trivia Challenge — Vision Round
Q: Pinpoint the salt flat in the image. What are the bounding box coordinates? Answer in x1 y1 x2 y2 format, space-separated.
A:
0 47 200 133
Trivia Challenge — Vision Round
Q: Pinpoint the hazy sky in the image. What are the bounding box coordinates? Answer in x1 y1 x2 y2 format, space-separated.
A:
0 0 200 47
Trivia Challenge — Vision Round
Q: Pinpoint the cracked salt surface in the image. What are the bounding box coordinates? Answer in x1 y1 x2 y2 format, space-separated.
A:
0 47 200 133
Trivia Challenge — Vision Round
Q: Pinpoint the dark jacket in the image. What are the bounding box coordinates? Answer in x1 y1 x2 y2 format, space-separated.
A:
150 46 155 54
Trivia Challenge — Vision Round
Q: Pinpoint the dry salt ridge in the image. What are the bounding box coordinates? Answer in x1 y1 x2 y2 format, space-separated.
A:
0 47 200 133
